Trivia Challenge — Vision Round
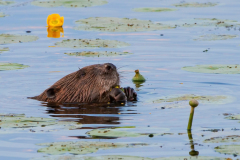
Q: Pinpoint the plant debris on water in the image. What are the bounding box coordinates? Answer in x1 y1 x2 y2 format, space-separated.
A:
173 2 218 8
74 17 175 32
65 51 132 57
31 0 107 8
0 63 29 71
0 47 9 53
194 35 237 41
55 39 130 48
225 114 240 120
182 65 240 74
215 144 240 155
0 12 7 17
133 8 176 12
0 0 14 5
204 135 240 143
0 34 39 44
37 141 148 155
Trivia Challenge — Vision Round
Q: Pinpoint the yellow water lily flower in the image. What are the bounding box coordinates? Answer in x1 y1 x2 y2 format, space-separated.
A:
47 13 64 27
47 26 64 38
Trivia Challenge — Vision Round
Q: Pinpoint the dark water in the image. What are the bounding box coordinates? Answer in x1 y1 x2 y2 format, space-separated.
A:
1 0 240 159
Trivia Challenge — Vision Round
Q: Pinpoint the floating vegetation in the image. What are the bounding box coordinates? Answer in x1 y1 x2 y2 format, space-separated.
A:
74 17 175 32
182 65 240 74
37 141 148 155
86 127 172 138
204 135 240 143
0 12 6 17
32 0 107 8
173 2 218 8
225 114 240 120
154 94 233 108
157 157 230 160
133 8 176 12
55 39 130 48
194 35 237 41
0 47 9 53
0 113 82 133
65 51 132 57
0 0 14 5
215 145 240 155
0 34 39 44
0 63 29 71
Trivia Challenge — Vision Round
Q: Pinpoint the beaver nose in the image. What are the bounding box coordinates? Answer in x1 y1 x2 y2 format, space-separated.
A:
105 64 111 70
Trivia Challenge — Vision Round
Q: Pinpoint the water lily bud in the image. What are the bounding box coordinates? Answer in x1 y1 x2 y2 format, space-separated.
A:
132 69 146 82
189 99 199 108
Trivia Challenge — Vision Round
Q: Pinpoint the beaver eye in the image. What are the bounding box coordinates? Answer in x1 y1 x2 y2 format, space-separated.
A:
105 64 111 71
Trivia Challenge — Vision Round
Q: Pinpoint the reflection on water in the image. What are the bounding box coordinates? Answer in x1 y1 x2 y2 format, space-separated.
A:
47 26 64 38
133 81 145 91
188 130 199 156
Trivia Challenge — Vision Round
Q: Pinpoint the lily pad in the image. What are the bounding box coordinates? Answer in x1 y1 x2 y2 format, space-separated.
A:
215 145 240 155
74 17 175 32
194 35 237 41
204 135 240 143
55 39 130 48
0 113 82 133
0 63 29 71
0 34 38 44
173 2 218 7
37 141 148 155
65 51 132 57
0 47 9 53
31 0 107 8
133 8 176 12
0 0 14 5
0 12 7 17
182 65 240 74
225 114 240 120
156 157 230 160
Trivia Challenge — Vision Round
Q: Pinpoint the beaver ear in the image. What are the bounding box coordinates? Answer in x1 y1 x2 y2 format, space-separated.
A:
46 87 59 98
77 69 86 79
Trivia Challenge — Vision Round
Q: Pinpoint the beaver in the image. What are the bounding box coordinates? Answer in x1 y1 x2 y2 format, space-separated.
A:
30 63 137 103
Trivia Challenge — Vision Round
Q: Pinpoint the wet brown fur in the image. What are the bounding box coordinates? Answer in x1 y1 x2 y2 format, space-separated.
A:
31 63 119 103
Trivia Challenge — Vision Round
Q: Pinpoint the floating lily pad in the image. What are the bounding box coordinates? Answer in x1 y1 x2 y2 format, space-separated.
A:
32 0 107 8
86 127 172 138
182 65 240 74
37 141 148 155
0 63 29 71
0 12 7 17
55 39 130 48
0 34 38 44
0 113 82 133
133 8 176 12
0 47 9 53
154 94 234 108
0 0 14 5
65 51 132 57
156 157 230 160
194 35 237 41
215 145 240 155
173 2 218 7
204 135 240 143
225 114 240 120
74 17 175 32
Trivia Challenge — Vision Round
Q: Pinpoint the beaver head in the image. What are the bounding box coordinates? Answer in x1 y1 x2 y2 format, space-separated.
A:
33 63 120 103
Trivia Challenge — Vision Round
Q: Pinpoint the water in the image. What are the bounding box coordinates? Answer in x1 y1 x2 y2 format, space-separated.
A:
1 0 240 159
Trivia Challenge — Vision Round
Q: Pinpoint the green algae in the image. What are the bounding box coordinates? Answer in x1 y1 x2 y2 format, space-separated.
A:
0 34 38 45
0 63 29 71
37 141 148 155
194 35 237 41
32 0 107 8
55 39 130 48
204 135 240 143
215 145 240 155
173 2 218 8
65 51 132 57
0 47 9 53
182 64 240 74
133 8 176 12
0 0 14 5
74 17 175 32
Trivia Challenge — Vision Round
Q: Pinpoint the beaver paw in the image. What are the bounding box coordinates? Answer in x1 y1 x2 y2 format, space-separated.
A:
123 87 137 101
109 88 127 102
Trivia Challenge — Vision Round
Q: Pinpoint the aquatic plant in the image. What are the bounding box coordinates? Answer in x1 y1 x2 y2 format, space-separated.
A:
47 14 64 27
0 0 14 5
0 47 9 53
65 51 132 57
173 2 218 8
132 69 146 82
0 63 29 71
187 100 199 130
194 35 237 41
0 34 38 44
133 8 176 12
0 12 6 17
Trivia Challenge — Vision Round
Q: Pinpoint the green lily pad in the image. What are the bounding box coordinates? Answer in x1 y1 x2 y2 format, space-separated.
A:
173 2 218 7
0 47 9 53
0 113 82 133
0 0 14 5
0 12 7 17
55 39 130 48
0 63 29 71
182 65 240 74
194 35 237 41
86 127 172 138
156 157 230 160
204 135 240 143
215 144 240 155
0 34 38 45
74 17 175 32
32 0 107 8
133 8 176 12
225 114 240 120
65 51 132 57
37 141 148 155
